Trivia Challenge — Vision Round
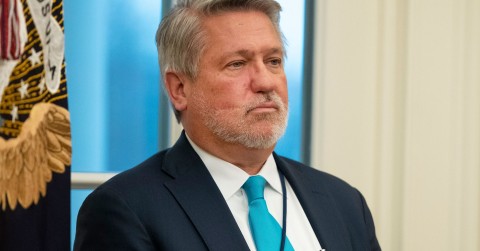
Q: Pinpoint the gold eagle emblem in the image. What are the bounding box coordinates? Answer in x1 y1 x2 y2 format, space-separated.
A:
0 102 71 211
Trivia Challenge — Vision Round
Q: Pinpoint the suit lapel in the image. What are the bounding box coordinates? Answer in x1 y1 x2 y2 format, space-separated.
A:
274 153 353 251
162 133 250 251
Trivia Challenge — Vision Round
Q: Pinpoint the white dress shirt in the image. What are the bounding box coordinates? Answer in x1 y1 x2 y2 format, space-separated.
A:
187 136 322 251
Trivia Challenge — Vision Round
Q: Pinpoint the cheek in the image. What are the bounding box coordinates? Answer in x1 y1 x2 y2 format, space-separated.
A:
214 96 244 111
198 87 239 111
209 78 250 109
278 76 289 103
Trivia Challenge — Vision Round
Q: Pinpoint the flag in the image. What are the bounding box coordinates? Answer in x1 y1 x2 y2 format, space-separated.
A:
0 0 70 250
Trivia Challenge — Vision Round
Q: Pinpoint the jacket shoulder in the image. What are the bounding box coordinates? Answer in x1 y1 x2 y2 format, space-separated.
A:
278 156 357 192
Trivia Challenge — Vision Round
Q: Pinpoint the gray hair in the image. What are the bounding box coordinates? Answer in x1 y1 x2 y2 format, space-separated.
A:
155 0 284 122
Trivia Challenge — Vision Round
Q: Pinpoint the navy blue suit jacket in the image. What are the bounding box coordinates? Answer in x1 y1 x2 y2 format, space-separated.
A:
74 133 381 250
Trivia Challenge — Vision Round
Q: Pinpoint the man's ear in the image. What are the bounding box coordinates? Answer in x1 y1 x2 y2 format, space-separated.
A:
164 72 188 112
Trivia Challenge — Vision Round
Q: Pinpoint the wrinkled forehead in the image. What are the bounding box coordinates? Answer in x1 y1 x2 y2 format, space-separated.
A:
200 10 285 53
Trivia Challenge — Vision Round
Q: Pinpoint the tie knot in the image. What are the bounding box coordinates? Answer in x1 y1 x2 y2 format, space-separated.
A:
242 176 267 204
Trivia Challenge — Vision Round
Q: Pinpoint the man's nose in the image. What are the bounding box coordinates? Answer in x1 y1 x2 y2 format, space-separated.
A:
249 63 276 93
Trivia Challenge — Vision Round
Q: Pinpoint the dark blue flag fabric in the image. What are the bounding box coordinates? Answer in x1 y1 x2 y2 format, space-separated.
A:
0 0 70 250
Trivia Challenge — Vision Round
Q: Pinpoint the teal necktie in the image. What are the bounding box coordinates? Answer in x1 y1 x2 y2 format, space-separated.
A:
242 176 294 251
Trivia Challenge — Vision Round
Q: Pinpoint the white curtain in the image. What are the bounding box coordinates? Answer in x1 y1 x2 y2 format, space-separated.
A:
310 0 480 250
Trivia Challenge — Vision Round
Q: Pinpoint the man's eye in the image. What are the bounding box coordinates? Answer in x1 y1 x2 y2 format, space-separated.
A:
228 61 245 69
269 58 282 66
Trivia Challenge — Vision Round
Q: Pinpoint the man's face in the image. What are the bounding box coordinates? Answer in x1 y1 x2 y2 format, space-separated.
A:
185 11 288 149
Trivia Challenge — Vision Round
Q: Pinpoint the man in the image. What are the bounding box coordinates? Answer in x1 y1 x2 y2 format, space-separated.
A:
74 0 381 250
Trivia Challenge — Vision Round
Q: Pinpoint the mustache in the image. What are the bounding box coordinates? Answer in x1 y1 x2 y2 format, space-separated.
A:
245 92 286 113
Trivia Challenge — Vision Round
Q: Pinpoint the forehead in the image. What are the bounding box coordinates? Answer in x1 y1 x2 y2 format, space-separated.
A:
201 11 284 54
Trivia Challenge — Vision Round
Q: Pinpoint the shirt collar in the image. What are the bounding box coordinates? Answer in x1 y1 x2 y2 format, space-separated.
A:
257 155 283 196
186 134 283 200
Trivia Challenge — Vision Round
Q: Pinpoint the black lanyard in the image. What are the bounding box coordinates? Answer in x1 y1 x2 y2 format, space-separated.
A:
279 172 287 251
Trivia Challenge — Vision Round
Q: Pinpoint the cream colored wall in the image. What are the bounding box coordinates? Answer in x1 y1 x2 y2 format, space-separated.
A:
311 0 480 250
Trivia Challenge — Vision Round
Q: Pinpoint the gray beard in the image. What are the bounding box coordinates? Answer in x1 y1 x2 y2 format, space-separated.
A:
200 93 288 149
